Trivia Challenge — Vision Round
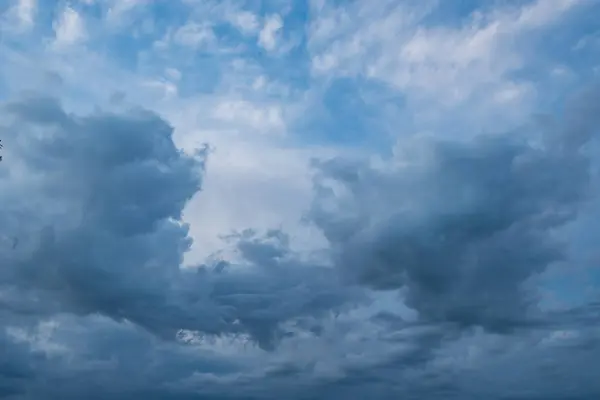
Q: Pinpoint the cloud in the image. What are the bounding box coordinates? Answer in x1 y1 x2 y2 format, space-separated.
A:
51 6 87 49
172 22 216 49
1 0 600 398
259 14 284 51
0 96 357 351
307 0 595 133
228 10 260 35
0 0 36 34
309 0 577 94
310 86 600 332
2 88 599 399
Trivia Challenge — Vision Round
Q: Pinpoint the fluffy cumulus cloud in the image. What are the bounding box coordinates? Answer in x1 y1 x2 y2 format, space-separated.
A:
1 0 600 399
313 88 600 330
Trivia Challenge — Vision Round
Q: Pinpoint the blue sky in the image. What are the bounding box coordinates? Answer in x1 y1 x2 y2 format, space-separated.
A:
1 0 600 399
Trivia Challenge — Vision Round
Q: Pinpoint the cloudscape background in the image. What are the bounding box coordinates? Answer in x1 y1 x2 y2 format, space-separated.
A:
1 0 600 398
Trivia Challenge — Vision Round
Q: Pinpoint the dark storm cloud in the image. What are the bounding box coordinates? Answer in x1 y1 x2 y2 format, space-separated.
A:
0 95 355 348
0 90 599 399
309 87 600 332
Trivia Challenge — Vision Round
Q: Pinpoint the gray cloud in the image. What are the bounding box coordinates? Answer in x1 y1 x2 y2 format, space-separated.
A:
0 90 599 399
310 87 600 332
0 95 356 347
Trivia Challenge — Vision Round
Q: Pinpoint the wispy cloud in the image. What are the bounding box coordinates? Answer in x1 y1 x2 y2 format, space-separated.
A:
51 6 87 49
258 14 284 51
308 0 595 132
1 0 36 34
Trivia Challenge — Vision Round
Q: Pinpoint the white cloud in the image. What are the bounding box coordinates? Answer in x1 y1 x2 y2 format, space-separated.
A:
142 78 179 98
181 140 326 263
258 14 284 51
161 93 332 263
307 0 587 129
165 67 182 81
51 6 86 48
229 10 260 35
211 99 285 135
1 0 36 33
15 0 35 27
105 0 140 26
173 22 216 48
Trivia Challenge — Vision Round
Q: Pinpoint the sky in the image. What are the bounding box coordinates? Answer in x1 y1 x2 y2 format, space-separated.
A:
0 0 600 399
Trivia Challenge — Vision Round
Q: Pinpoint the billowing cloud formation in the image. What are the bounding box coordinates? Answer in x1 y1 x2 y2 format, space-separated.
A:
0 89 599 399
1 0 600 396
312 88 600 332
0 96 207 332
0 96 355 353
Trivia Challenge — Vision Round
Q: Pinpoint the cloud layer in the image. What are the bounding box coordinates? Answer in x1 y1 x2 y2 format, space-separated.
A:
1 0 600 399
312 88 600 332
1 88 599 400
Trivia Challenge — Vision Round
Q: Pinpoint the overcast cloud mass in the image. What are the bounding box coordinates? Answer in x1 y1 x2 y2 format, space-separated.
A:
1 0 600 399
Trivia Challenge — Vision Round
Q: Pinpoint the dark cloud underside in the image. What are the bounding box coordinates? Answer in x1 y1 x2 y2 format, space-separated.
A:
0 90 599 399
